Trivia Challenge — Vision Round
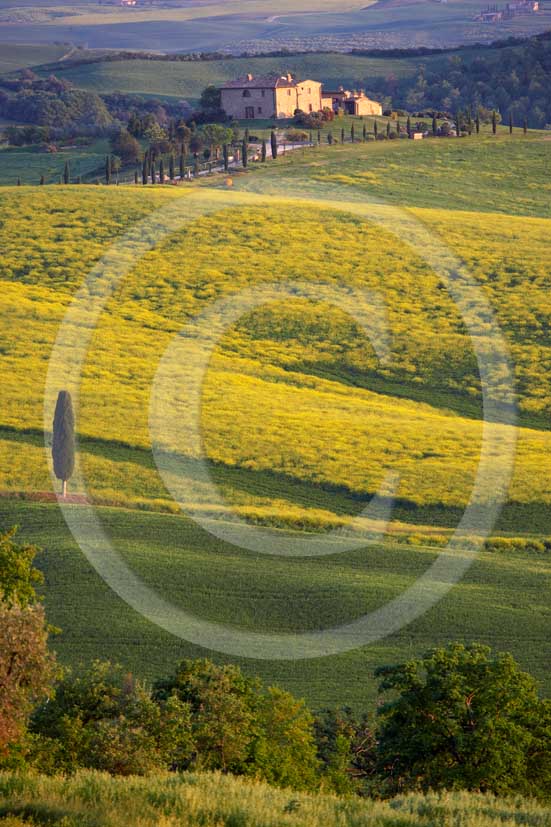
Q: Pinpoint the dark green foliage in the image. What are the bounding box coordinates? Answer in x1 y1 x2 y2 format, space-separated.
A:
374 120 378 138
315 708 376 795
406 115 411 137
362 123 367 141
179 151 185 178
223 143 229 171
327 131 333 144
31 661 193 775
39 174 44 185
476 112 480 133
51 390 74 496
0 527 43 609
492 110 497 134
261 139 266 162
168 154 175 181
340 127 345 143
432 115 437 136
142 156 148 185
509 113 513 134
63 162 69 185
159 158 165 184
375 643 548 799
199 84 222 114
523 117 528 134
270 130 277 160
105 155 111 184
242 138 248 169
386 121 391 137
350 124 355 143
110 128 140 165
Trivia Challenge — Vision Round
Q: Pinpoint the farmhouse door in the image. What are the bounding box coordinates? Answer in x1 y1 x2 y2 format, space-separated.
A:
245 107 255 119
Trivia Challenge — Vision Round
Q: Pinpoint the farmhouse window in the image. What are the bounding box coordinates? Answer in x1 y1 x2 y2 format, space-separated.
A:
258 107 262 114
261 90 265 97
243 90 251 97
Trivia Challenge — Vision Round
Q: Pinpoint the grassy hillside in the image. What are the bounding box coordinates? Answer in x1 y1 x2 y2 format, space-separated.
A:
38 52 431 103
1 134 550 705
2 770 550 827
0 138 110 186
0 42 70 75
3 498 551 708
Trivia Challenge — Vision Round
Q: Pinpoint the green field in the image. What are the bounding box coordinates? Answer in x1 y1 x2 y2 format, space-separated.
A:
0 42 71 75
0 138 110 186
2 769 550 827
1 133 550 707
37 52 431 103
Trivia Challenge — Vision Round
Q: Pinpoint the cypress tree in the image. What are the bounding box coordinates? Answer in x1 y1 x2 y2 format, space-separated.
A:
492 110 497 135
105 156 111 185
432 114 438 136
159 158 165 184
194 155 200 176
523 117 528 135
467 110 473 136
63 161 70 185
455 112 461 137
362 123 367 141
317 128 321 145
340 127 345 143
406 115 411 138
374 120 378 138
52 390 75 498
350 124 355 143
142 156 148 185
223 143 229 172
169 153 175 181
476 112 480 134
134 169 139 185
244 127 249 143
327 131 333 145
270 130 277 160
509 113 513 134
242 138 248 168
17 177 21 186
261 139 267 162
76 175 81 184
150 159 155 184
386 121 391 138
39 174 45 185
180 152 185 178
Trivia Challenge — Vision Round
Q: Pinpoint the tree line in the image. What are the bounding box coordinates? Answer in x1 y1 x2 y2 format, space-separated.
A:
2 521 551 800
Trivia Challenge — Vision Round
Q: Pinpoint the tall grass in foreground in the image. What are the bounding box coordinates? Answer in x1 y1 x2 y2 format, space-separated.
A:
0 771 550 827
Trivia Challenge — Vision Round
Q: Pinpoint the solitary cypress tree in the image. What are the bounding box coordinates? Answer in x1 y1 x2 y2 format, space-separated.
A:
261 139 267 162
270 130 277 160
169 153 175 181
386 121 391 138
467 111 473 136
374 120 378 138
455 112 461 137
52 390 75 498
159 158 165 184
340 127 345 143
509 113 513 134
244 127 249 143
193 155 200 177
142 156 148 185
327 131 333 145
350 124 355 143
476 112 480 134
134 168 139 185
432 115 438 136
150 159 155 184
362 123 367 141
317 128 321 144
180 152 185 178
223 143 229 172
39 174 45 185
17 177 21 186
523 117 528 135
63 161 70 185
492 110 497 135
242 138 248 168
406 116 411 138
105 156 111 185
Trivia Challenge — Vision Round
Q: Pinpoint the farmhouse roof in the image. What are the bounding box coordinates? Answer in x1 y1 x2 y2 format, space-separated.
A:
220 73 297 90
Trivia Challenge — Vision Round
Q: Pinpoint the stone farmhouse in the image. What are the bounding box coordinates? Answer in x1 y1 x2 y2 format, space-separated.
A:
220 72 382 120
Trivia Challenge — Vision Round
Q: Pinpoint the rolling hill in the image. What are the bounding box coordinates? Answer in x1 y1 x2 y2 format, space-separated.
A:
0 133 550 708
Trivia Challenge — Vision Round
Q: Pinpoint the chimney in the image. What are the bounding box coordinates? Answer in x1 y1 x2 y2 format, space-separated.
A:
286 72 293 82
246 73 253 81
